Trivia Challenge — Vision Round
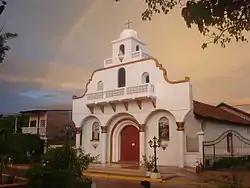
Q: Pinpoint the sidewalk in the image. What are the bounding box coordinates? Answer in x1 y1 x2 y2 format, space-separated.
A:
85 164 214 187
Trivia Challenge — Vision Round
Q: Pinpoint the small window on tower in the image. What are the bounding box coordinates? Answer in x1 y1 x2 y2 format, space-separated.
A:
119 44 125 55
142 72 150 84
136 45 139 51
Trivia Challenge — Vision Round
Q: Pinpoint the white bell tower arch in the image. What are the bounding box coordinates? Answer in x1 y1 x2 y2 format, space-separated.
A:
103 20 150 67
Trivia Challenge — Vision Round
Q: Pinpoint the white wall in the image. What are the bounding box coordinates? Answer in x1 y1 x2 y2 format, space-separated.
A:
183 112 202 167
72 29 193 167
203 120 250 156
80 116 101 161
203 120 250 140
73 58 191 127
145 110 179 166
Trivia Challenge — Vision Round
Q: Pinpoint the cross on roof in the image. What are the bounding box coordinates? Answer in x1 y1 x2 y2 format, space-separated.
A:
125 20 132 29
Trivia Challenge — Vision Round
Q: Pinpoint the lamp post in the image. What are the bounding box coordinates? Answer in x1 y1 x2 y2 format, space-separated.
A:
148 136 161 173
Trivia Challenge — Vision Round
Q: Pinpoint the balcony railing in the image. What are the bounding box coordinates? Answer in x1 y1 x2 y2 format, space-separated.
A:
22 127 46 137
22 127 37 134
104 50 150 67
104 58 113 66
131 51 150 58
86 83 155 104
38 127 46 136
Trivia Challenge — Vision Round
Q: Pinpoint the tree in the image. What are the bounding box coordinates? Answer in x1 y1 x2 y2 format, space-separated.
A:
0 129 11 185
26 144 97 188
115 0 250 49
0 1 17 64
0 114 28 133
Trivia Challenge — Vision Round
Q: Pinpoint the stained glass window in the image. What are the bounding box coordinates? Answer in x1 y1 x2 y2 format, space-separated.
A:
158 117 169 140
92 122 100 141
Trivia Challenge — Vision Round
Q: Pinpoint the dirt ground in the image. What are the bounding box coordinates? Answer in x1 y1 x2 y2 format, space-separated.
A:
197 170 250 187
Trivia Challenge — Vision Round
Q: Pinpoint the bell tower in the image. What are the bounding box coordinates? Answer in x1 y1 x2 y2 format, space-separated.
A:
104 21 149 67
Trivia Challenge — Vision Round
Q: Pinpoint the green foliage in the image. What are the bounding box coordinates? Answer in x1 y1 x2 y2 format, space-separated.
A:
0 129 10 184
115 0 250 49
26 145 97 188
0 114 29 133
0 32 18 64
213 156 250 170
0 115 16 132
140 155 157 171
0 1 18 65
218 174 244 188
2 133 43 164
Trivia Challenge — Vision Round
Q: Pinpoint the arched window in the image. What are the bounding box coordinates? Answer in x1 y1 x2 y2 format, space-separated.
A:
158 117 169 140
97 81 103 91
92 122 100 141
142 72 150 84
119 44 125 55
118 67 126 87
136 45 139 51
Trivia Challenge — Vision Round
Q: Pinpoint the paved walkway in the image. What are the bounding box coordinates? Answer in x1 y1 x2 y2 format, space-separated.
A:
92 178 205 188
9 164 250 187
85 164 214 187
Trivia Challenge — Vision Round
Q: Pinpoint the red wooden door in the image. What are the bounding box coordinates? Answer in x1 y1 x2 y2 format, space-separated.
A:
120 125 139 162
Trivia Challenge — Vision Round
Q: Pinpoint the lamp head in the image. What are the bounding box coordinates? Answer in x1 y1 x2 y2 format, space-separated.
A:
148 140 153 147
153 136 157 142
157 139 161 147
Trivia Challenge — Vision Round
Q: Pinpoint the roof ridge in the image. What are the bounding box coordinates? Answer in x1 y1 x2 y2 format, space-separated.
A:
217 102 250 117
193 100 250 125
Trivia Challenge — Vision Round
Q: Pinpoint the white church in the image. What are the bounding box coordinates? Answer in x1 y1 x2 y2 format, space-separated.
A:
72 24 250 168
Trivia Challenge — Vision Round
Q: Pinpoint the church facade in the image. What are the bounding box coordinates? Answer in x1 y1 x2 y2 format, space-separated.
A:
72 27 250 168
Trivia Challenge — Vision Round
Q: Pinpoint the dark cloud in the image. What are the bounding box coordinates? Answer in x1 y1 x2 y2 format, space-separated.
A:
0 81 43 113
0 0 94 113
0 80 77 113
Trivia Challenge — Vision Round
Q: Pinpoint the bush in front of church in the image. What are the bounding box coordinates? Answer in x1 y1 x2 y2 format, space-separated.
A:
2 133 43 164
25 144 97 188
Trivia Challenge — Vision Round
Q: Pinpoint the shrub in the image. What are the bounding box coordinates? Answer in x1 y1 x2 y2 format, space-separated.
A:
140 155 157 171
213 156 250 170
26 144 97 188
218 174 244 188
3 133 44 164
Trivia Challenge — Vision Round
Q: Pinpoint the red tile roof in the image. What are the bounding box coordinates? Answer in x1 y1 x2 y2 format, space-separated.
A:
217 102 250 117
193 101 250 125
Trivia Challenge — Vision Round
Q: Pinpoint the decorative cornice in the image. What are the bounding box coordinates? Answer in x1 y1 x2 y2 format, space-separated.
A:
176 122 185 131
72 57 190 100
75 127 82 134
139 124 145 132
101 126 108 133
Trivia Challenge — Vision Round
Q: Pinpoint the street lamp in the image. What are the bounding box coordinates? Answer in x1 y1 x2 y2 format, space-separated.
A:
148 136 161 173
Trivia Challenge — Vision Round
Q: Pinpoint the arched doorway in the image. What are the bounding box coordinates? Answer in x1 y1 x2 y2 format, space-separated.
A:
120 125 139 163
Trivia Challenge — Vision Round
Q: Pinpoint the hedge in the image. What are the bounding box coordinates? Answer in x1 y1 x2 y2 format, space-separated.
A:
2 133 44 164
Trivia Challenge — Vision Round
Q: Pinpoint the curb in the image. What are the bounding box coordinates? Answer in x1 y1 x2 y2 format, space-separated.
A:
83 172 217 187
7 165 30 170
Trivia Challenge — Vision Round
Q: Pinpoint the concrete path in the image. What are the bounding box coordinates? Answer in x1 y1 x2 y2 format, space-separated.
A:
92 178 215 188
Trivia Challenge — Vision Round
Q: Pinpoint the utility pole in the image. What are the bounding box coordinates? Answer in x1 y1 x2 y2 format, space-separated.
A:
14 115 17 133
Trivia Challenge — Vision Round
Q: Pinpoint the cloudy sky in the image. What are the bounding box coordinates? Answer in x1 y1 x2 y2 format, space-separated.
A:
0 0 250 114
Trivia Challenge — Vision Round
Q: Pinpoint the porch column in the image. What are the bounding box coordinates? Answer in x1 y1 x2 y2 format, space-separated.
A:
75 127 82 148
176 122 185 168
197 131 205 163
139 124 146 163
101 126 108 163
